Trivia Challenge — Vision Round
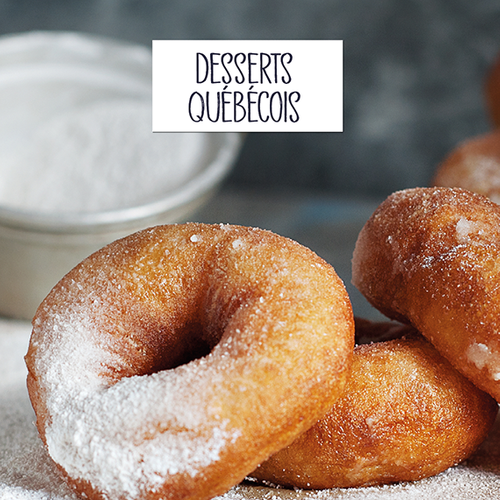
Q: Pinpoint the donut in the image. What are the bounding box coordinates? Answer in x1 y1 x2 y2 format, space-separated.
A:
25 222 354 500
249 320 498 489
485 51 500 128
432 129 500 204
352 186 500 403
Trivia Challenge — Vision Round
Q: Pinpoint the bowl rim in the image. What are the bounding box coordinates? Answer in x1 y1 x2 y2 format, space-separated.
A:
0 31 243 236
0 132 242 235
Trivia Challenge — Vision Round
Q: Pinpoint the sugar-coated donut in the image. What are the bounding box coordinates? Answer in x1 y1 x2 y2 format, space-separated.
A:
25 223 354 500
486 51 500 128
352 186 500 403
432 130 500 204
249 320 497 489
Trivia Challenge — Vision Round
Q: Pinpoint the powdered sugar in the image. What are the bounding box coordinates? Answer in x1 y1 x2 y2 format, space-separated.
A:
33 301 241 499
45 372 238 498
455 217 487 243
0 100 209 213
0 31 220 215
0 318 241 500
29 277 243 498
466 342 500 382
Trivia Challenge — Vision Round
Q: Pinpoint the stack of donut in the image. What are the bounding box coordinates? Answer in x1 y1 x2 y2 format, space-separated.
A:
26 223 355 500
24 52 500 500
26 212 500 500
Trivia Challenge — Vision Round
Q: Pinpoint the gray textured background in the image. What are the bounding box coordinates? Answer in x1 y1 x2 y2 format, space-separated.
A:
0 0 499 198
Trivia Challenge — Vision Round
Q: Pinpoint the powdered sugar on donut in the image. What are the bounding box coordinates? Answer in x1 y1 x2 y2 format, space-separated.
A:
466 342 500 382
45 364 240 498
26 223 354 500
31 295 242 499
352 187 500 403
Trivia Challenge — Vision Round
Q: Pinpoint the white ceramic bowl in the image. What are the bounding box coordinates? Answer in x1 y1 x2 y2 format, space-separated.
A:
0 32 243 319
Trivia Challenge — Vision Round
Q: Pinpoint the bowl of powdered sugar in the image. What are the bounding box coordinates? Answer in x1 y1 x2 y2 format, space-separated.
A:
0 31 242 319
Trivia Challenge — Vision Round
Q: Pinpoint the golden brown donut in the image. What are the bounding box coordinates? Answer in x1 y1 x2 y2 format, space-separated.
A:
250 320 497 489
25 223 354 500
485 51 500 128
352 186 500 403
432 130 500 204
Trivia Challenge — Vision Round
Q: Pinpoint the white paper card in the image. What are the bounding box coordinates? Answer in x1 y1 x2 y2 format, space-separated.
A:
152 40 343 132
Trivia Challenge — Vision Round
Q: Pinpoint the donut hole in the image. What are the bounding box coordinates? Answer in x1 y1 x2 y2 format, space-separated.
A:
154 320 217 372
101 317 221 382
119 320 219 378
116 297 245 379
141 291 251 375
100 258 254 382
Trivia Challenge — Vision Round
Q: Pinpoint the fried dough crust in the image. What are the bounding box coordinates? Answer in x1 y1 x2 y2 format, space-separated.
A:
433 130 500 204
251 323 497 488
26 223 354 500
352 187 500 402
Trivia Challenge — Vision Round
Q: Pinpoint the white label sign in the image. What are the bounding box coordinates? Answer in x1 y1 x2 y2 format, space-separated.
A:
152 40 343 132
